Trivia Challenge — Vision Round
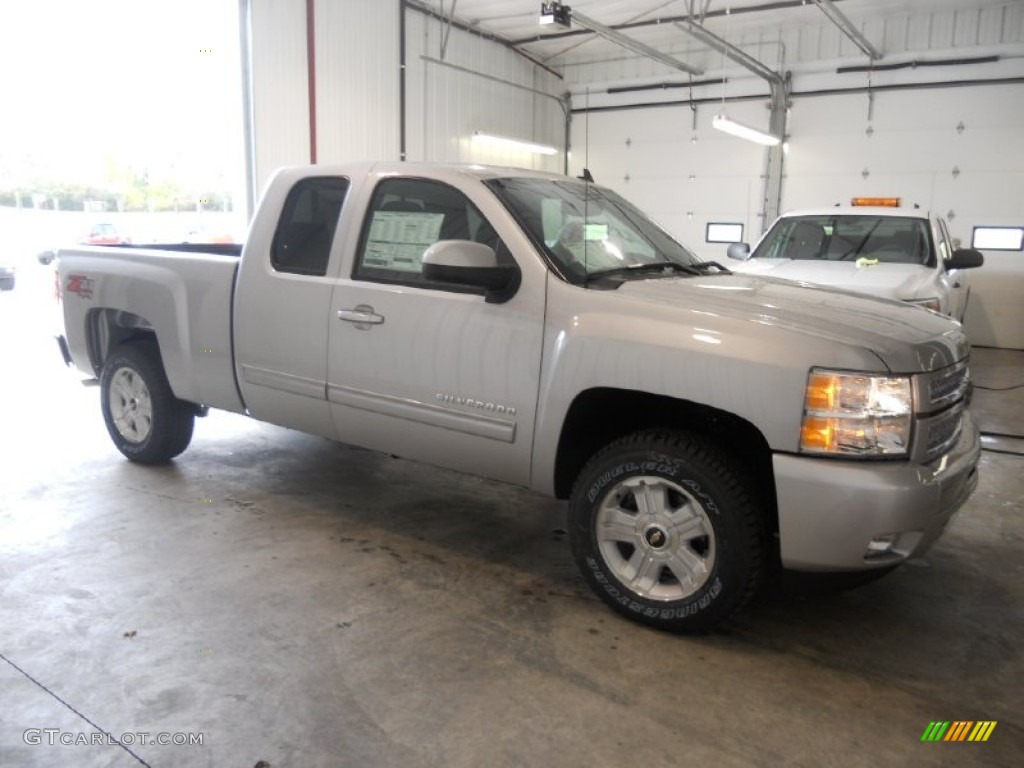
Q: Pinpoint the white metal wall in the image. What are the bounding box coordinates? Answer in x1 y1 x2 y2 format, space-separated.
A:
245 0 566 196
313 0 400 166
247 0 310 195
571 80 1024 348
567 100 767 261
245 1 1022 347
559 2 1024 88
404 13 565 171
785 84 1024 348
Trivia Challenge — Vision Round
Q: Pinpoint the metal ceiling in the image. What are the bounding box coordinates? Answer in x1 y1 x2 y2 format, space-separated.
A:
417 0 1021 77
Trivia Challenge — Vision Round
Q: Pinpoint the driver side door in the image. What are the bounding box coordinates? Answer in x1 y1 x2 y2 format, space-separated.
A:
325 176 545 486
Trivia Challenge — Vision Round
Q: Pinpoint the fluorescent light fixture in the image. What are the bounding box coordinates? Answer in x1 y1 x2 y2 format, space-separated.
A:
712 114 781 146
706 222 744 244
539 2 571 27
472 131 557 156
972 226 1023 251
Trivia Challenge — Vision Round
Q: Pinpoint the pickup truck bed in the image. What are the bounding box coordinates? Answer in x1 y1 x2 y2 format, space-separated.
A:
60 244 244 413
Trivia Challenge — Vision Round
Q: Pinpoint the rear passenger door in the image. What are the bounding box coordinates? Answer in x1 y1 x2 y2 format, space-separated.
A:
325 176 545 486
234 175 349 437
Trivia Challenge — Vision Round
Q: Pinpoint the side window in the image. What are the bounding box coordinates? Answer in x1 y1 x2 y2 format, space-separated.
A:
354 177 507 289
271 176 349 276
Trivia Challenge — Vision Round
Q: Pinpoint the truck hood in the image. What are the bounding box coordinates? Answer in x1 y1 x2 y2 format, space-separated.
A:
614 274 968 372
729 259 931 301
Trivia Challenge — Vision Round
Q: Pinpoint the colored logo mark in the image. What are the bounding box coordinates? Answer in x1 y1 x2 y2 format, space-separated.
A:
921 721 997 742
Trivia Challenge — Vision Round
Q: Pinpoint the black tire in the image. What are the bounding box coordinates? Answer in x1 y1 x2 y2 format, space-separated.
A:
100 340 195 464
568 430 766 633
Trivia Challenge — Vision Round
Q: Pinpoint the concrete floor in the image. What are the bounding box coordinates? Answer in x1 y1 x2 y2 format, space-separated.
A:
1 275 1022 767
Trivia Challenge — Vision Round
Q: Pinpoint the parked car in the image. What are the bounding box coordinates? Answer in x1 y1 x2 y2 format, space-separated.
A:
0 264 15 291
726 201 984 320
83 223 131 245
51 164 979 633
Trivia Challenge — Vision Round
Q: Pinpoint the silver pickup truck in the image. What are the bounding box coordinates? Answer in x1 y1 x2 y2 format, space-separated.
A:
54 163 980 632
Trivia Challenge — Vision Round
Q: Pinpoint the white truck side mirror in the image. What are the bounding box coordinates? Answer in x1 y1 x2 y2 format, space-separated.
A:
727 242 751 261
422 240 520 302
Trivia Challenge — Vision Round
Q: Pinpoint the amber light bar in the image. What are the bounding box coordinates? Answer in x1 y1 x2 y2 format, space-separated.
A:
851 197 901 207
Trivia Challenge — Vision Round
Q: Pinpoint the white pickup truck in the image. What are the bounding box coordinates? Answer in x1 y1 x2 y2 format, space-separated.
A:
54 163 980 632
726 203 985 320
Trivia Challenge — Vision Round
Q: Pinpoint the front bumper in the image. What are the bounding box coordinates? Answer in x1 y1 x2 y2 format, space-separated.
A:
774 413 980 570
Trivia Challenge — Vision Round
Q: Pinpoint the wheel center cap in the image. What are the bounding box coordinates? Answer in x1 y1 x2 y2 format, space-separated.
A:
644 525 668 549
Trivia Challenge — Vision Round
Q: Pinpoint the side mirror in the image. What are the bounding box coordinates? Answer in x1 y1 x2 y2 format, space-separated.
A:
37 249 56 265
422 240 520 303
727 242 751 261
947 248 984 270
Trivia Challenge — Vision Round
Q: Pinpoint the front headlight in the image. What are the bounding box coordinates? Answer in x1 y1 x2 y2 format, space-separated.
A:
800 369 913 457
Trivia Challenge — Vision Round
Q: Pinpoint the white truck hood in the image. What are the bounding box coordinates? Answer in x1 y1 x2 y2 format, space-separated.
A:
728 259 931 301
613 274 968 373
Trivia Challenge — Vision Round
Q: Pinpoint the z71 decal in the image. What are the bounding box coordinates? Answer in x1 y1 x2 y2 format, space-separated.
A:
65 275 95 299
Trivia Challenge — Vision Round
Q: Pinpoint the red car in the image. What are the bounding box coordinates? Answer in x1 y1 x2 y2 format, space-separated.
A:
84 223 130 245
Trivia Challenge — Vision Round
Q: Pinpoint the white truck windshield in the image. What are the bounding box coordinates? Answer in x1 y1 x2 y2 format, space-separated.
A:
753 215 934 266
486 177 700 283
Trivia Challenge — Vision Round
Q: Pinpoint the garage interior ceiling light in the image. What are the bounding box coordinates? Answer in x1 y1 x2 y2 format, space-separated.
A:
712 114 781 146
539 2 571 28
472 131 558 156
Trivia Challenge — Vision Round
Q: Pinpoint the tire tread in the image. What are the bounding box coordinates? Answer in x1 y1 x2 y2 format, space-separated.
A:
569 429 766 632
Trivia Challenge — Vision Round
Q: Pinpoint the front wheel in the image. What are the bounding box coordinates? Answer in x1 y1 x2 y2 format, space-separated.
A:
568 431 766 633
100 340 195 464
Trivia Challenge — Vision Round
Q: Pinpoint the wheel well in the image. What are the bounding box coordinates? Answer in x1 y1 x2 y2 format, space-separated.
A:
553 388 778 530
86 308 156 375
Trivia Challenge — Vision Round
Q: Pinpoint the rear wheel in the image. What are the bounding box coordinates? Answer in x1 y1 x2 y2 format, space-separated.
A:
569 431 766 632
100 341 195 464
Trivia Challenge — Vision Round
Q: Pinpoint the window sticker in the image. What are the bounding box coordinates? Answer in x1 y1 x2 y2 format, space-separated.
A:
363 211 444 272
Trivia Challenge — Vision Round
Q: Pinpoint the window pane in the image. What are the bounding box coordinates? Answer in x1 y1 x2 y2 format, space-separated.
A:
354 178 504 290
271 177 349 276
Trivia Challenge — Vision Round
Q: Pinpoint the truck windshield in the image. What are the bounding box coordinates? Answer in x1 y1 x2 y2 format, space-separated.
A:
752 215 934 266
485 177 700 283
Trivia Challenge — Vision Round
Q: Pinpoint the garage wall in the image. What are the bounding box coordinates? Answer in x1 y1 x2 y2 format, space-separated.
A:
566 99 768 263
246 0 311 194
570 81 1024 349
785 83 1024 349
569 73 1024 348
313 0 401 166
404 13 565 171
245 0 565 199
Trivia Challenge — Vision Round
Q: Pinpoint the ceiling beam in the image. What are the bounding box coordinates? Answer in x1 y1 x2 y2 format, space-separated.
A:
812 0 883 60
570 10 704 76
510 0 815 47
675 20 782 85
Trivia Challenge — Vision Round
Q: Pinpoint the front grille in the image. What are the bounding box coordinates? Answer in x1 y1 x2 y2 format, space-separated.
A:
922 403 964 460
912 360 970 462
923 361 969 413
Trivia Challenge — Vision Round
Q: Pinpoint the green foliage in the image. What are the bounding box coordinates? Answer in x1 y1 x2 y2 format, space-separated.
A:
0 178 232 212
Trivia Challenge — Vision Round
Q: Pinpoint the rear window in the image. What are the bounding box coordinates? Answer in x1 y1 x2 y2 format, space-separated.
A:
753 215 933 266
270 177 349 276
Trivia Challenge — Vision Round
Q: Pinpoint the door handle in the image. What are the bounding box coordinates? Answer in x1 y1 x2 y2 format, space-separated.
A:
337 305 384 329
